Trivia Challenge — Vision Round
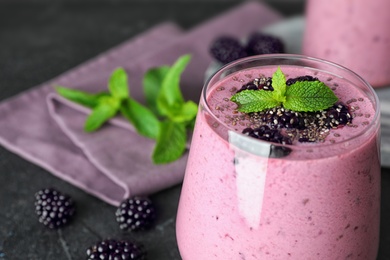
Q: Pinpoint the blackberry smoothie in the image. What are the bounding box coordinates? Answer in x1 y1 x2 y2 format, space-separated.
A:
176 55 381 259
303 0 390 87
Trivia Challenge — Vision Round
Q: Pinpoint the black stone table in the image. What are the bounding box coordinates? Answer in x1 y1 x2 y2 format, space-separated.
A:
1 1 390 259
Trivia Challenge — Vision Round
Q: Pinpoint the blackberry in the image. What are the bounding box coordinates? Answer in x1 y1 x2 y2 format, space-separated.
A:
245 32 285 55
86 239 146 260
286 75 319 86
242 126 292 158
209 36 248 64
324 103 353 128
237 77 273 93
242 126 292 145
270 145 292 158
237 82 258 92
115 196 156 231
34 188 75 229
253 107 302 130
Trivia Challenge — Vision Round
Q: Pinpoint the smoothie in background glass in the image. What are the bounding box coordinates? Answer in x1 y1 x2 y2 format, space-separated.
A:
303 0 390 87
176 55 381 259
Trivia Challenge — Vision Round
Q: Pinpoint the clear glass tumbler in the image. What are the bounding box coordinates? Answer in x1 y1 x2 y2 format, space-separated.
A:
176 54 381 259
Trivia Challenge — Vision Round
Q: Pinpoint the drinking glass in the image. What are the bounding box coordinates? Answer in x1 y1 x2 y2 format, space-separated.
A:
303 0 390 87
176 54 381 259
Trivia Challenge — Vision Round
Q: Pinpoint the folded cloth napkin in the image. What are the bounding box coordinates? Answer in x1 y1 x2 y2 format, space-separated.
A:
0 1 281 206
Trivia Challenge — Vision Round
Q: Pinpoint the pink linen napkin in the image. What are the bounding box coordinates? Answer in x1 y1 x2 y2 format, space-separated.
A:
0 1 281 206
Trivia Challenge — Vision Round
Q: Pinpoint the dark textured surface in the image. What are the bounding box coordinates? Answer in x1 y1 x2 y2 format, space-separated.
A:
1 0 390 259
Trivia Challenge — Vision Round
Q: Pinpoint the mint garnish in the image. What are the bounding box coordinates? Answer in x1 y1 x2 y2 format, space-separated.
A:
230 67 338 113
56 54 196 164
230 89 280 112
271 67 287 102
284 80 338 112
152 120 186 164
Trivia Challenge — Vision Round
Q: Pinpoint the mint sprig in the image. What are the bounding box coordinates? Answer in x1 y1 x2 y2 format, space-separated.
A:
55 54 196 164
284 80 338 112
230 67 338 113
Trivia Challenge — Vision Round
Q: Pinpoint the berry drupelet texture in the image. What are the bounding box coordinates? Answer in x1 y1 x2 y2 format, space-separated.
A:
34 188 75 229
86 239 146 260
115 196 156 231
286 75 319 86
209 36 247 64
245 32 285 55
242 125 292 145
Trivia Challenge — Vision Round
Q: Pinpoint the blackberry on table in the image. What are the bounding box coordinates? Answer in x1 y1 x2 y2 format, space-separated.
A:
34 188 75 229
209 36 248 64
86 239 146 260
115 196 156 231
245 32 285 55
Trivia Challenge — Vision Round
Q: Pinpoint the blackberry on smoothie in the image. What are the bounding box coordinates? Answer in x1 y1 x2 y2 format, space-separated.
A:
176 55 381 259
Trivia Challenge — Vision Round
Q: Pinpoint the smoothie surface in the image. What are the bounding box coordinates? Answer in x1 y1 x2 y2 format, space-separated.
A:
206 65 377 148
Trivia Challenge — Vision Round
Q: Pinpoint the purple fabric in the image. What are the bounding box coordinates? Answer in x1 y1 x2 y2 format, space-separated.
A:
0 2 281 206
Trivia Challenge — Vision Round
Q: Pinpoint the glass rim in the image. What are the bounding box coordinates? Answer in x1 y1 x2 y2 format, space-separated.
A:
202 54 380 149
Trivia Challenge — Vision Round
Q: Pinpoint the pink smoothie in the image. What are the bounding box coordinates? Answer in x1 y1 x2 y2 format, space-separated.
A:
303 0 390 87
176 64 380 259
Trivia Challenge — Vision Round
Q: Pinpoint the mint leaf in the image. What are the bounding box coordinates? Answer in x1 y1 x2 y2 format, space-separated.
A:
152 120 186 164
284 80 338 112
272 67 287 100
157 55 191 117
84 97 120 132
230 90 281 113
169 100 198 123
108 68 129 100
120 99 160 139
143 66 170 115
56 86 109 108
